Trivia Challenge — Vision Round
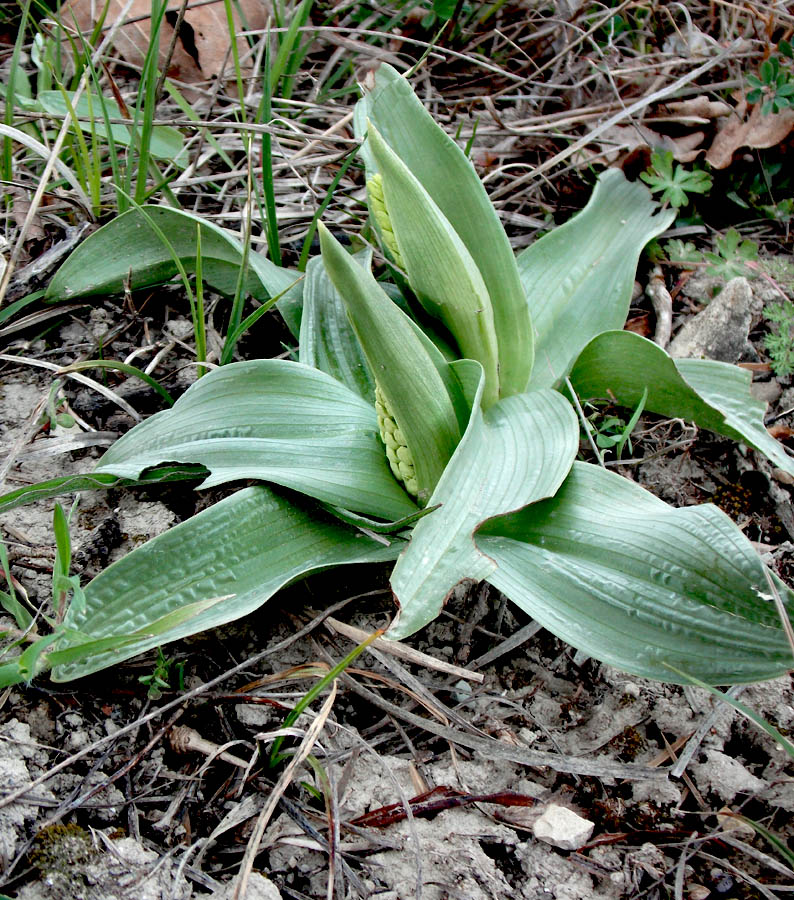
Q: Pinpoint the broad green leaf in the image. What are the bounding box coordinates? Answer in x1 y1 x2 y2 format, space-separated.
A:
94 359 418 520
35 595 228 676
388 365 579 639
479 462 794 684
299 253 375 403
356 63 533 397
569 330 794 477
367 123 501 409
320 225 462 504
52 486 404 680
0 466 205 516
520 169 675 389
44 206 303 334
36 90 186 163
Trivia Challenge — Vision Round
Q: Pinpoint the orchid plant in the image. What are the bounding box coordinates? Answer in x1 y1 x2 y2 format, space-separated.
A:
2 65 793 687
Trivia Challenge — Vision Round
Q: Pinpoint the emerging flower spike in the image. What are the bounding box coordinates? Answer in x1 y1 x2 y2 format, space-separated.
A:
319 223 463 505
367 174 404 269
375 384 418 495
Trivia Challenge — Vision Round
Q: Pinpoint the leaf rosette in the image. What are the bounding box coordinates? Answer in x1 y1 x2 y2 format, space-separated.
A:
3 65 792 688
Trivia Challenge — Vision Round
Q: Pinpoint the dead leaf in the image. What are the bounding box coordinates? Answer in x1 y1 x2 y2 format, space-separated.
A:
663 97 732 121
706 97 794 169
9 188 46 243
60 0 269 84
768 423 794 440
588 123 705 164
624 313 652 337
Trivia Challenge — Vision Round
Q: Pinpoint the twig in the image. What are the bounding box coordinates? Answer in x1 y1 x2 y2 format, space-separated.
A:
671 685 746 778
325 617 484 683
233 687 336 899
342 672 669 781
647 265 674 348
470 620 543 670
170 724 253 769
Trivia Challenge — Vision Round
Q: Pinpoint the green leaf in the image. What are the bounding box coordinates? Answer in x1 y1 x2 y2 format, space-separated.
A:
52 486 403 680
568 330 794 477
705 228 759 279
433 0 458 19
0 466 205 516
93 359 418 520
298 252 375 403
760 59 775 83
17 634 60 682
0 537 32 630
388 365 579 639
355 63 533 398
366 122 501 409
478 462 794 684
519 169 675 389
639 150 712 208
44 206 303 334
36 90 186 163
319 224 463 504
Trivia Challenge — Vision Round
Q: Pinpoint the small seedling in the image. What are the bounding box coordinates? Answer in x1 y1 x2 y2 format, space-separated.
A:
39 380 76 433
640 150 712 209
139 647 184 699
703 228 759 279
747 42 794 115
764 298 794 377
662 238 703 268
585 388 647 461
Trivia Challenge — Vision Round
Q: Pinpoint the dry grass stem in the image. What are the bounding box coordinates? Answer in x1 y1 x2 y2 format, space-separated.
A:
325 616 485 683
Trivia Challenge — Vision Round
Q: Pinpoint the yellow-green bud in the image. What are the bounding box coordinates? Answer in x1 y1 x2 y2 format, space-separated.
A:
367 174 405 268
375 384 418 496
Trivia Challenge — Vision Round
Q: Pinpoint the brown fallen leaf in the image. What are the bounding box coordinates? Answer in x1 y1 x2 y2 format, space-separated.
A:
60 0 269 84
584 123 705 165
662 97 732 121
768 423 794 441
706 96 794 169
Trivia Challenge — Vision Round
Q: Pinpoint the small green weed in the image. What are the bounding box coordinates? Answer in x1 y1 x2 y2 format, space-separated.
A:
746 40 794 115
584 388 647 462
764 298 794 377
640 150 712 209
139 647 185 699
656 230 759 281
39 379 76 433
703 228 759 279
661 238 703 268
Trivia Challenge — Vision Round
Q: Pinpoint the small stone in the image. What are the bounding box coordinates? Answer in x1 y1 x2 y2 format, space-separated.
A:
668 276 759 363
212 872 282 900
532 804 594 850
451 679 473 703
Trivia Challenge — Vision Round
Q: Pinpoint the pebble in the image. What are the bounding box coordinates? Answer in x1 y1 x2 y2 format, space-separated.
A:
668 276 759 363
532 804 595 851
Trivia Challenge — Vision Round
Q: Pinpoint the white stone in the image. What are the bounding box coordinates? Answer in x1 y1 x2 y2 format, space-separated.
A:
668 276 759 363
213 872 282 900
532 804 595 851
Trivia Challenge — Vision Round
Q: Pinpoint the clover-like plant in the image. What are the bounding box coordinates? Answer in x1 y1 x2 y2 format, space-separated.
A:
3 65 793 687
